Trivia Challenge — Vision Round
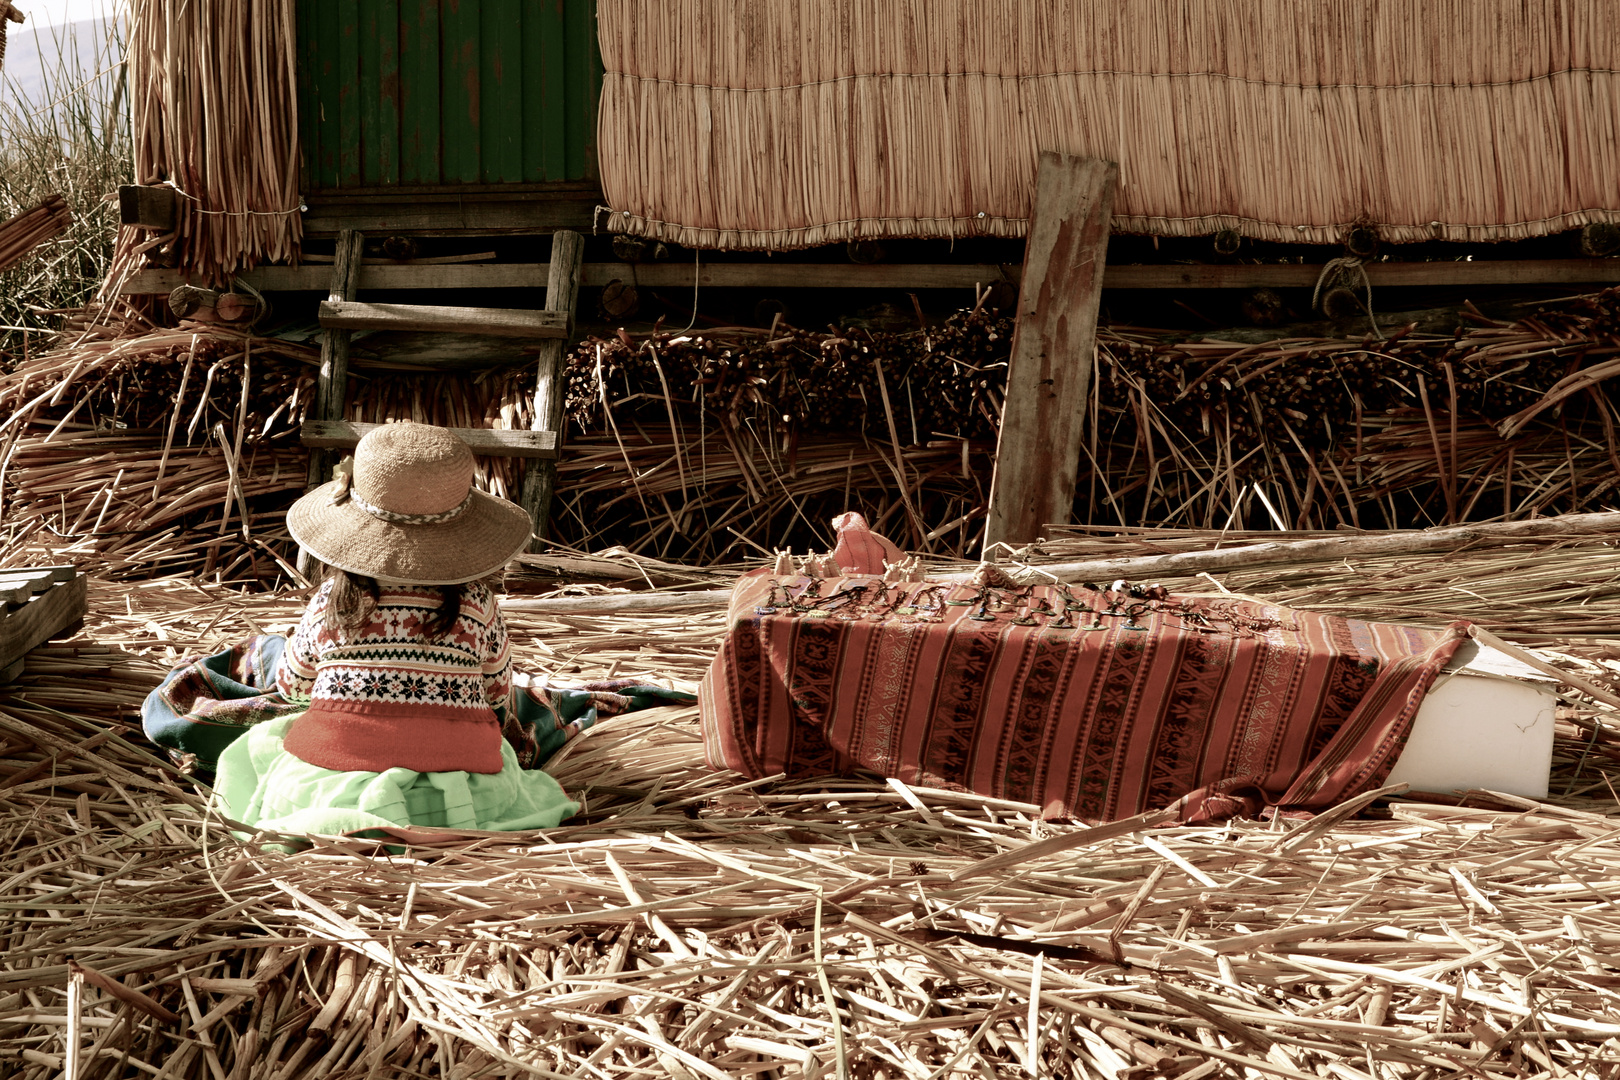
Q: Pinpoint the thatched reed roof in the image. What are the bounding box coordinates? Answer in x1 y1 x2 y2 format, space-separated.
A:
598 0 1620 249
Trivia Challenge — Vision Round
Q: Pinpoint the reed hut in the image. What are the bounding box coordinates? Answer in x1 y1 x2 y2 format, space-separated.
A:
115 0 1620 281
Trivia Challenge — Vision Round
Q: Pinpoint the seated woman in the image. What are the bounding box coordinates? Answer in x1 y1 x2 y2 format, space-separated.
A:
209 421 576 837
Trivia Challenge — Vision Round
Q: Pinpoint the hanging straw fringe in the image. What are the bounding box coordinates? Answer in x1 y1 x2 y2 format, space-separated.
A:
114 0 301 285
598 0 1620 249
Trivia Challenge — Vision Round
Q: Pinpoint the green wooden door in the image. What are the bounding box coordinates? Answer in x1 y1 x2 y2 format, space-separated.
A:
297 0 600 190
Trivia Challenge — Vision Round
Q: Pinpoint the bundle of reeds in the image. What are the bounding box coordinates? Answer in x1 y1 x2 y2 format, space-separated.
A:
0 193 70 273
1085 291 1620 530
551 427 991 562
118 0 300 286
10 289 1620 586
343 362 541 503
1031 522 1620 645
0 326 554 584
0 324 317 583
565 310 1009 442
559 289 1620 550
3 569 1620 1079
599 0 1620 248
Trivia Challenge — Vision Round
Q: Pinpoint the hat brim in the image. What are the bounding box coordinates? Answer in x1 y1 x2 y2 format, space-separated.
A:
288 481 533 585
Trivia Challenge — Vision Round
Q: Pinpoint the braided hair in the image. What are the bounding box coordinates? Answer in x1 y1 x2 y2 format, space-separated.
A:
323 567 463 641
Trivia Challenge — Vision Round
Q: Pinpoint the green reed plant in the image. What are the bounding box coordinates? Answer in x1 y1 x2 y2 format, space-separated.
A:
0 9 130 363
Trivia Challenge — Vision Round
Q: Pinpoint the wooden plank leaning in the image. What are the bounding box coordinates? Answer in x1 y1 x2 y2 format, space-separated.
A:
983 154 1118 551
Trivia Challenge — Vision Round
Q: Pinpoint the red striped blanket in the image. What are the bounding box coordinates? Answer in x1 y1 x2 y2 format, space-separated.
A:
699 572 1468 823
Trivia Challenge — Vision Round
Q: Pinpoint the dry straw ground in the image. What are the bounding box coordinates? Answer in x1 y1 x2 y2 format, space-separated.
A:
5 530 1620 1079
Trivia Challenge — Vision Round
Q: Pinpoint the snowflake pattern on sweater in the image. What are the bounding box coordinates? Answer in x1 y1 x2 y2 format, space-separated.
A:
277 579 512 725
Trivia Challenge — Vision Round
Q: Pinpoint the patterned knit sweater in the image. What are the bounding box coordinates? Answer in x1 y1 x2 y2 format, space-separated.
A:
277 579 512 774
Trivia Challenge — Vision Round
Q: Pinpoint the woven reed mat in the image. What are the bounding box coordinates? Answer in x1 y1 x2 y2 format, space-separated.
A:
2 570 1620 1078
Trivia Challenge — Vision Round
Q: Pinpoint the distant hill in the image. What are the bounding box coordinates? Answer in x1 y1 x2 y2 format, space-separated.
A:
2 16 120 118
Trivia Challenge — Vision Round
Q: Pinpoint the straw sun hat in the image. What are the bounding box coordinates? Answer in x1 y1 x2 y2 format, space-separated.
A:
287 422 532 585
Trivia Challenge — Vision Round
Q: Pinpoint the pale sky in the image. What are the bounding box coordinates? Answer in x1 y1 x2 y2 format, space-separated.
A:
11 0 120 29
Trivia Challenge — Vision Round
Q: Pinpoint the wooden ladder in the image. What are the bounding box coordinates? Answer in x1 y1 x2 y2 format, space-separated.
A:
296 229 584 577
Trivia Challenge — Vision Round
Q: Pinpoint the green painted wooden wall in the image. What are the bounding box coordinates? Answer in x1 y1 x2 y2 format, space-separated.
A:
297 0 600 190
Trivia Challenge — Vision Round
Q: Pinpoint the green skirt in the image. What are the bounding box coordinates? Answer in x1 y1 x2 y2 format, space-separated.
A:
214 714 578 838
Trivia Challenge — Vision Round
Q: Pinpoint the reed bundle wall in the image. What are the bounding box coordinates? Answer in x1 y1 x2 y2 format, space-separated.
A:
5 291 1620 585
598 0 1620 250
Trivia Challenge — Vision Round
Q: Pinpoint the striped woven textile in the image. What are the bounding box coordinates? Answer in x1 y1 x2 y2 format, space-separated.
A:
700 572 1469 823
599 0 1620 249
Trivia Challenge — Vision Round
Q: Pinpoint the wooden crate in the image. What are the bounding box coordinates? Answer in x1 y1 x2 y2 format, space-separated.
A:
0 566 87 682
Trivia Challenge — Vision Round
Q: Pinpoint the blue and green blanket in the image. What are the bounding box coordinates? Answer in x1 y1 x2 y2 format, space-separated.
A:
142 635 694 772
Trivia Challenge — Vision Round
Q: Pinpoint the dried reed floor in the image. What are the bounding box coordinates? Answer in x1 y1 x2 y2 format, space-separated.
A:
2 576 1620 1079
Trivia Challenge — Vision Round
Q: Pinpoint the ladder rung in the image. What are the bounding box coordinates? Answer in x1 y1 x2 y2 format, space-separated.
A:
318 300 569 339
300 421 558 459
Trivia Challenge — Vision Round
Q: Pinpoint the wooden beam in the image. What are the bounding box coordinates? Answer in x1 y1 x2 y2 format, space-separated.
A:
591 257 1620 290
300 421 557 459
300 184 601 237
520 229 585 547
317 300 568 339
120 257 1620 297
117 185 176 230
121 263 1023 293
985 153 1118 551
580 263 1031 290
300 249 498 265
124 266 321 293
1108 259 1620 289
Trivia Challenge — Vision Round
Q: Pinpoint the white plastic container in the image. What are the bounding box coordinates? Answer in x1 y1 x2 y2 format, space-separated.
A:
1384 641 1557 800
